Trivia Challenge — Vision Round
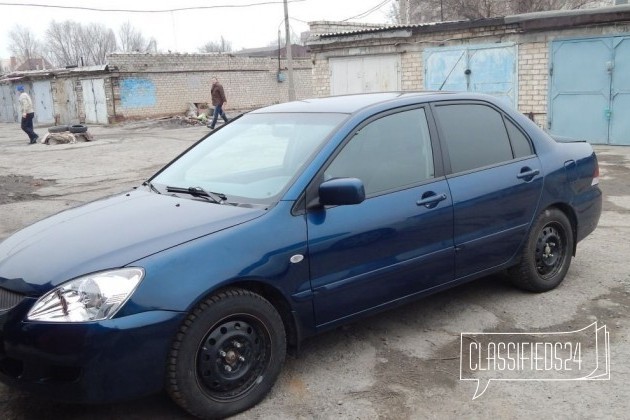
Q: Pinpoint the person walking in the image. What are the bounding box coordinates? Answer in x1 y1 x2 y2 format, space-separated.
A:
17 85 39 144
208 77 228 130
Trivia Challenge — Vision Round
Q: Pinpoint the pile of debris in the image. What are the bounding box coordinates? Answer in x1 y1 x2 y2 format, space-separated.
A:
41 124 94 145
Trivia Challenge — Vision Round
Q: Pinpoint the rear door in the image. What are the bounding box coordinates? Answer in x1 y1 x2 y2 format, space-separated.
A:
432 101 543 279
307 106 454 327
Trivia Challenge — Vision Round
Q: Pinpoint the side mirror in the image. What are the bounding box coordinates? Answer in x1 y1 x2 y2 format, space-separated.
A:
318 178 365 206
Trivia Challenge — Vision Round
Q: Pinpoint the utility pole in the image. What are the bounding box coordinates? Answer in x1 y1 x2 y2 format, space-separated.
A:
283 0 296 101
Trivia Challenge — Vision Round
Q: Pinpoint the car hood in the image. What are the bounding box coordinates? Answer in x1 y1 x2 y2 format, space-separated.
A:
0 189 265 295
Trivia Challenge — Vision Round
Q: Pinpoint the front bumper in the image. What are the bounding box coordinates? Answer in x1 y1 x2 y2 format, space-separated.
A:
0 298 185 403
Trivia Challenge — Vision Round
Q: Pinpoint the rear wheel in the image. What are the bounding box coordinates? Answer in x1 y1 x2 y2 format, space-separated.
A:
166 289 286 419
509 208 574 292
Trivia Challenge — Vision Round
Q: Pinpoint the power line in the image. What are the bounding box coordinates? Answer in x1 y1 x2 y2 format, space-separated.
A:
341 0 392 22
0 0 307 13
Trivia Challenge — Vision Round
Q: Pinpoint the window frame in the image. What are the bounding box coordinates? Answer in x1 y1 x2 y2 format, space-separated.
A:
298 104 443 213
430 100 536 177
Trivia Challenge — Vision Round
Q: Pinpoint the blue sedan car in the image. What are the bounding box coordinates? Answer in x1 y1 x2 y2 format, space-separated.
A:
0 92 601 418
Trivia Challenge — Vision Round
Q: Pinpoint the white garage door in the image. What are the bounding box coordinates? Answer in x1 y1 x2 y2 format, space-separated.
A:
0 84 17 123
330 55 401 95
81 78 108 124
32 80 55 125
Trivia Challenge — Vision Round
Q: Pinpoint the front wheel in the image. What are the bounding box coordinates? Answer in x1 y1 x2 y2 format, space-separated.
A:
166 289 286 419
509 208 574 292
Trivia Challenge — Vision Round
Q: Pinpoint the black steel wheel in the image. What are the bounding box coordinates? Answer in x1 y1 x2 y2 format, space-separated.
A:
167 289 286 419
509 208 574 292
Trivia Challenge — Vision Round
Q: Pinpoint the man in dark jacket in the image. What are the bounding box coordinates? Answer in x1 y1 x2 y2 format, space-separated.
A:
208 77 228 130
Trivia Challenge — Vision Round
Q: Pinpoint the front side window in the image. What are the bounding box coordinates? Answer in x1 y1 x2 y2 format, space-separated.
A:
325 108 434 196
152 112 347 204
435 104 513 173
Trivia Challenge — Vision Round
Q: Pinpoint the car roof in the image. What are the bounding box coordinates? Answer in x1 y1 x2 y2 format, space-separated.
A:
250 91 501 114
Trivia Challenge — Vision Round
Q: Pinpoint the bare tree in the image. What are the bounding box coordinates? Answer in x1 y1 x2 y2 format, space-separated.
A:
46 20 117 67
118 21 157 53
389 0 602 23
266 28 302 48
198 36 233 53
8 25 42 68
83 23 117 65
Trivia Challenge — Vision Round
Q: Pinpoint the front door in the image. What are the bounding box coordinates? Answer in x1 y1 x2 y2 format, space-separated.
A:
307 107 454 327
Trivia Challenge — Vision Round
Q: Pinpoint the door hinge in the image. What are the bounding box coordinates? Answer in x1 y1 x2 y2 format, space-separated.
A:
549 66 553 76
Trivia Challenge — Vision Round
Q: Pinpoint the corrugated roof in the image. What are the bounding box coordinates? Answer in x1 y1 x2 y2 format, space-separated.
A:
312 4 630 39
317 20 454 38
0 64 110 82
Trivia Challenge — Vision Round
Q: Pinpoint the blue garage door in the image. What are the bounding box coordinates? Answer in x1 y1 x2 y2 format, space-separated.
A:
424 43 517 107
549 36 630 145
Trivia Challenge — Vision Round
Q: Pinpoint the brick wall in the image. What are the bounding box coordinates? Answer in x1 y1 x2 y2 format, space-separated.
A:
107 53 313 119
308 19 630 128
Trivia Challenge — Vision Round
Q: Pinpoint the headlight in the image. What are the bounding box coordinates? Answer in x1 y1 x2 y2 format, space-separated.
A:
27 268 144 322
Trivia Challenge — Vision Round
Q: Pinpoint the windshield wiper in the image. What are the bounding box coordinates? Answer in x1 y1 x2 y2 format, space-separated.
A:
166 186 226 204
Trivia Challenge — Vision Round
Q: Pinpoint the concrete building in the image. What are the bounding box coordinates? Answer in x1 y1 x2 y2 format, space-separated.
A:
0 53 314 124
307 5 630 145
106 53 313 120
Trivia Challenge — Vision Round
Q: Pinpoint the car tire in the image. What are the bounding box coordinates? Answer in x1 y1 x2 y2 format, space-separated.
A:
166 288 286 419
509 208 574 292
48 125 68 133
69 124 88 134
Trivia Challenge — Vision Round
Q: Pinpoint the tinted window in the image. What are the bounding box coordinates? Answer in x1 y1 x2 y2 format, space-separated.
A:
435 104 513 173
325 108 434 196
506 119 533 158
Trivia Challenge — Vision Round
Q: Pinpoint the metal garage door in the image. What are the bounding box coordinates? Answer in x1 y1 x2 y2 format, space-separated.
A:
81 78 108 124
424 43 517 107
549 35 630 145
32 80 55 125
330 55 401 95
0 84 17 123
57 79 80 125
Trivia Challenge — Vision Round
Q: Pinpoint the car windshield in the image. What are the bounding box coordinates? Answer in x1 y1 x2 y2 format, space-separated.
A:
152 112 347 205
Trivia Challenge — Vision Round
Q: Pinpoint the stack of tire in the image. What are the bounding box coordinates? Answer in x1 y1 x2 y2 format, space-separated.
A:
48 124 88 134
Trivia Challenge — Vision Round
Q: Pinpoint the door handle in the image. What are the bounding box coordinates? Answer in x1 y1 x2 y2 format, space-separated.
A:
517 168 540 180
416 192 447 208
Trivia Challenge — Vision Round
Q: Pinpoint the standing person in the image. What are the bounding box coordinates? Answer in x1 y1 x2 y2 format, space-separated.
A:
17 85 39 144
208 77 228 130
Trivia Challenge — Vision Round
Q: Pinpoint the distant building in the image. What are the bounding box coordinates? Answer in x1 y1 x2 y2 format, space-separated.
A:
14 57 54 71
1 56 54 72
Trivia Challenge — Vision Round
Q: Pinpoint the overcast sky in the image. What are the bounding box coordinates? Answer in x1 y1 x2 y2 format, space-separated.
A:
0 0 395 59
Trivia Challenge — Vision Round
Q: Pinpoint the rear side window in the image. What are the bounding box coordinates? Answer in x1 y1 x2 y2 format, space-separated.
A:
505 118 533 158
435 104 513 173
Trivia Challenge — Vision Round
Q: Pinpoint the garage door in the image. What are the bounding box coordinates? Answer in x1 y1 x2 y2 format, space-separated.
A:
81 78 108 124
424 43 517 107
56 79 80 125
32 80 55 125
330 55 401 95
549 35 630 145
0 84 17 123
